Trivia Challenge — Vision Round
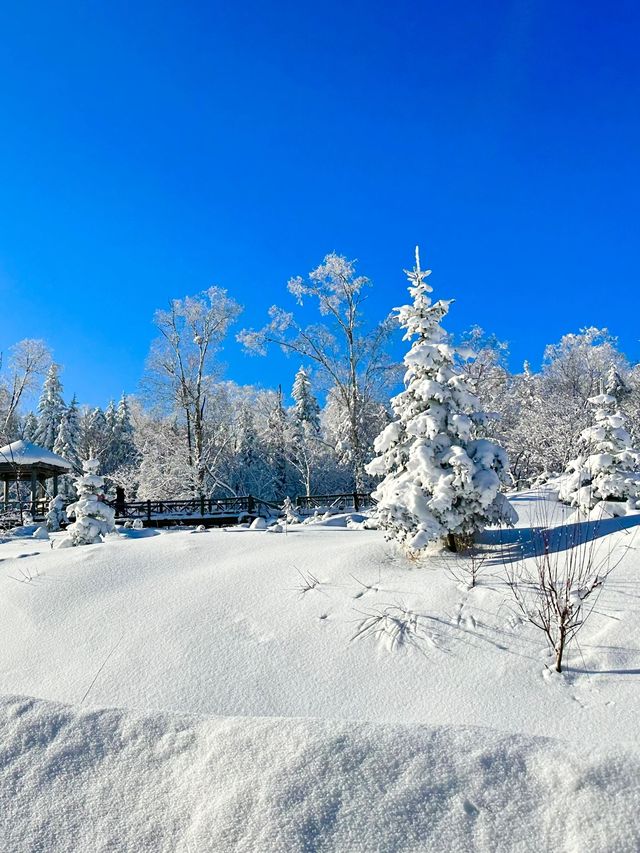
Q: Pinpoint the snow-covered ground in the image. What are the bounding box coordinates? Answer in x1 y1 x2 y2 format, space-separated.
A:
1 491 639 851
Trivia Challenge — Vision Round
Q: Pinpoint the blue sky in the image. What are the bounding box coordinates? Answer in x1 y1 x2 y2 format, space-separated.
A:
1 0 638 408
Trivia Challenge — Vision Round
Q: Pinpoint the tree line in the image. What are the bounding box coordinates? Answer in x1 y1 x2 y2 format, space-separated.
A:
1 252 639 503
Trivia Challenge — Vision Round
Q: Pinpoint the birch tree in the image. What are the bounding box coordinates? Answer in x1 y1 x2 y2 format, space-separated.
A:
145 287 242 496
238 253 396 490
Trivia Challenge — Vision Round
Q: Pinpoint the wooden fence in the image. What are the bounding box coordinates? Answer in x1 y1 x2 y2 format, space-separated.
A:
295 493 375 512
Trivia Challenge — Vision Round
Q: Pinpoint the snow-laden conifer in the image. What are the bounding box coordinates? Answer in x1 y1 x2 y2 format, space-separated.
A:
58 458 116 547
22 412 38 442
111 393 138 470
366 248 516 551
291 367 320 434
54 395 81 470
559 392 640 513
34 363 65 449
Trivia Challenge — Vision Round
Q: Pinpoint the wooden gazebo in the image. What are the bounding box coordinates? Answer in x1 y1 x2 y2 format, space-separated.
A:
0 440 72 516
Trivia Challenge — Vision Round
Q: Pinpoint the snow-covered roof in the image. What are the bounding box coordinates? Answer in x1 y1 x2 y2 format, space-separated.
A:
0 440 72 470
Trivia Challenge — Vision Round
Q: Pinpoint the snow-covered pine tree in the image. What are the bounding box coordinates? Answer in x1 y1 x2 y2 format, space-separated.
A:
54 395 81 469
58 457 116 547
46 495 68 532
21 412 38 442
291 367 320 434
34 363 65 449
558 392 640 513
53 395 81 497
605 363 631 404
287 367 323 496
266 386 288 499
365 247 517 552
110 393 138 471
78 406 108 462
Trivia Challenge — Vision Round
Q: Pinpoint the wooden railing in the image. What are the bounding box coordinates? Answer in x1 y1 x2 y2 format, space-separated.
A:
0 499 49 521
111 495 278 521
295 493 375 512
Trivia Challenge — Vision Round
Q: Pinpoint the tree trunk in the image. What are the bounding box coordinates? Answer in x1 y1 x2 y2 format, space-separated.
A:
555 629 566 673
446 533 458 553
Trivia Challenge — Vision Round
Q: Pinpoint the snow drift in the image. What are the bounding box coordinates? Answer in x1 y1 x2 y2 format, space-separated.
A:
2 694 639 853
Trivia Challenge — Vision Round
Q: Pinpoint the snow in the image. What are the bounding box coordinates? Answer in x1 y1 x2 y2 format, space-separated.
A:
0 439 72 469
2 695 639 853
1 490 640 849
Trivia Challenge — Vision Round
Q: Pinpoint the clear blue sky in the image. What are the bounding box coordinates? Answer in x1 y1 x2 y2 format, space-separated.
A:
1 0 638 407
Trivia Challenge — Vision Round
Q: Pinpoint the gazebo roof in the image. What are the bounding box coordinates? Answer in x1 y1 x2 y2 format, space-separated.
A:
0 440 72 473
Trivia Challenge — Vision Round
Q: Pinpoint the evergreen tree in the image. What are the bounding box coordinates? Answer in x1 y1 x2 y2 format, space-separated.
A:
287 368 323 496
605 363 631 404
59 457 116 547
110 393 138 471
266 386 288 499
291 367 320 433
34 363 65 449
78 406 108 461
54 395 81 469
21 412 38 442
559 392 640 512
366 248 517 551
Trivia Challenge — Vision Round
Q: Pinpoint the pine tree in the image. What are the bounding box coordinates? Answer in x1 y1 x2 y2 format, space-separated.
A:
110 393 138 471
54 395 81 469
34 364 65 449
22 412 38 442
291 367 320 434
366 247 517 551
266 386 288 499
58 457 116 547
605 363 630 404
559 392 640 512
288 368 322 496
78 406 108 461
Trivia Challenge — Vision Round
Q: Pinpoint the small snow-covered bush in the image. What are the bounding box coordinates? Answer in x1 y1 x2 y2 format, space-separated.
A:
46 495 68 532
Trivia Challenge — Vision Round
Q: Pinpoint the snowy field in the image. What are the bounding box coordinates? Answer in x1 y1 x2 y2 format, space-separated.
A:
1 491 640 851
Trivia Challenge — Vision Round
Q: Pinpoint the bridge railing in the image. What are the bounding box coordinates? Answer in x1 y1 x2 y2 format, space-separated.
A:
110 495 278 521
295 493 375 513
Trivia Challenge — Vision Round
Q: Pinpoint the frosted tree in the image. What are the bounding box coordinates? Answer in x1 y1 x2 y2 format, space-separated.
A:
291 367 320 433
145 287 242 496
110 393 139 472
265 386 288 499
54 395 81 469
605 363 631 404
322 386 389 489
34 363 65 449
366 248 517 552
287 367 323 496
238 253 396 490
78 407 109 461
58 458 116 546
0 339 51 442
46 495 68 532
559 392 640 513
21 412 39 442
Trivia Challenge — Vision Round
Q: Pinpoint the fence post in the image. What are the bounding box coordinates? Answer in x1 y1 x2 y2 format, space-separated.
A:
200 495 205 517
247 495 255 515
147 500 151 522
353 492 360 512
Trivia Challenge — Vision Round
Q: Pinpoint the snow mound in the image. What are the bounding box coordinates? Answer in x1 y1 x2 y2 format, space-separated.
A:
250 517 268 530
304 512 367 528
1 694 639 853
